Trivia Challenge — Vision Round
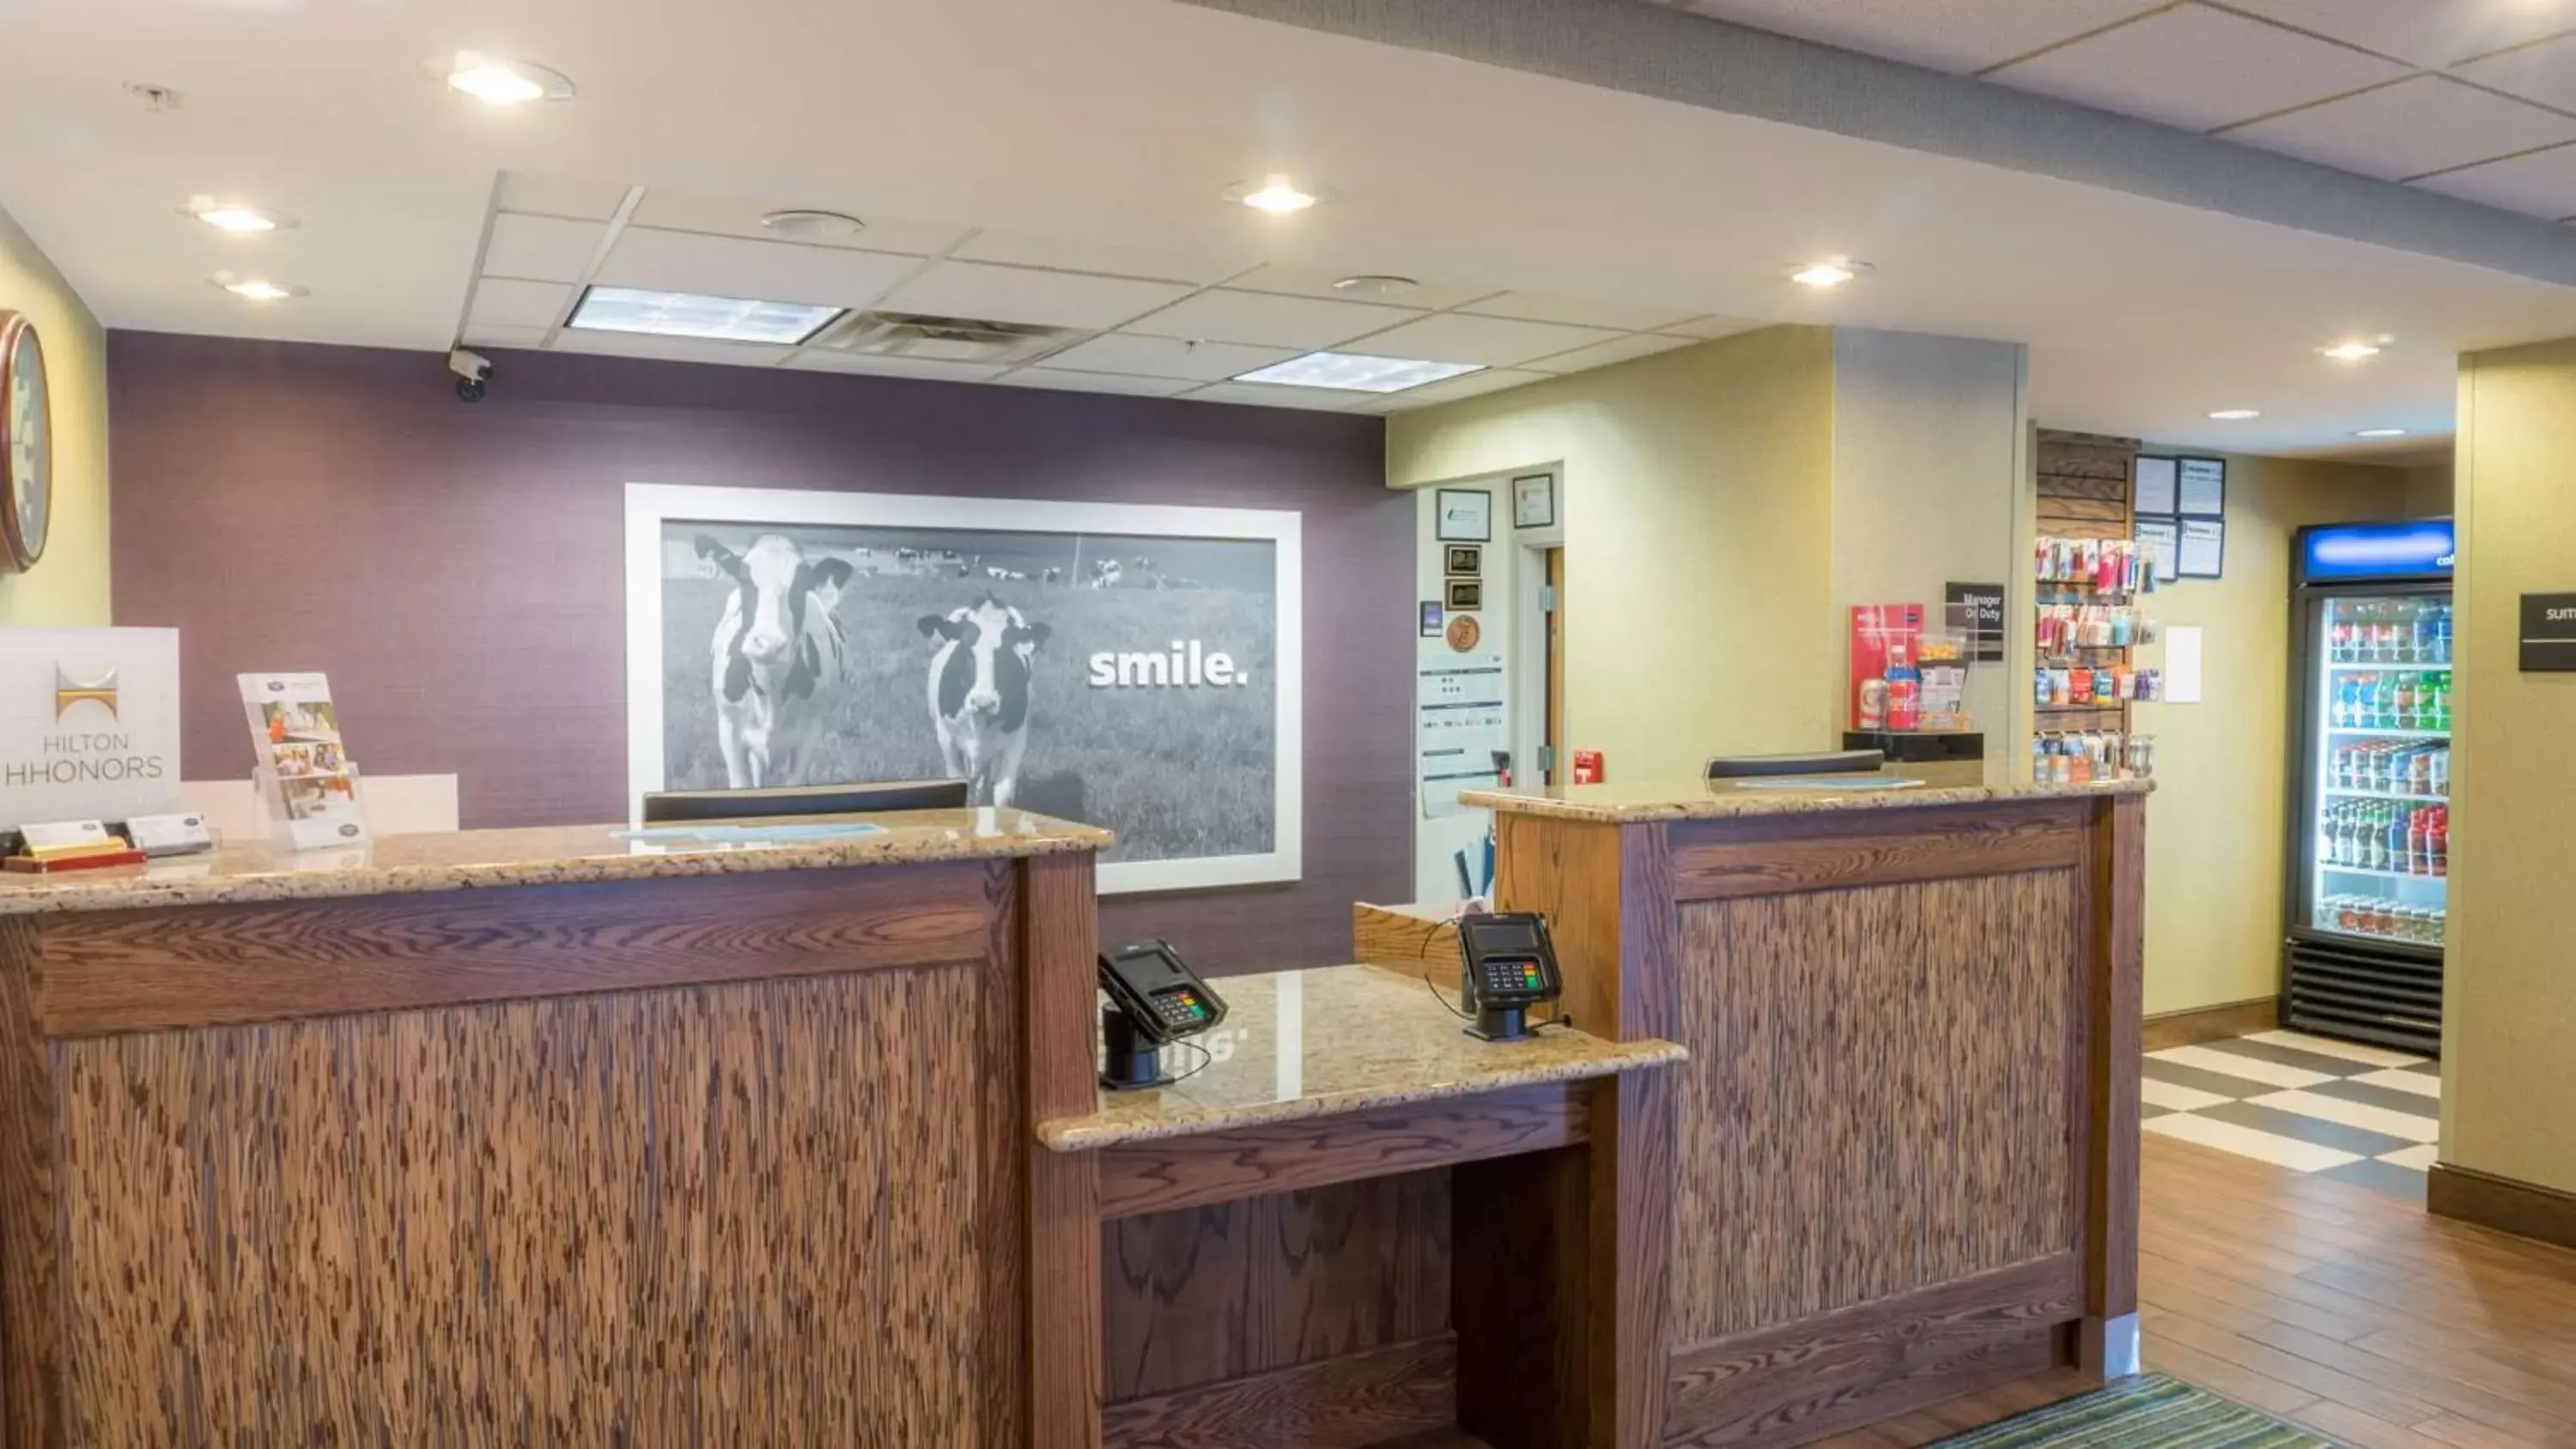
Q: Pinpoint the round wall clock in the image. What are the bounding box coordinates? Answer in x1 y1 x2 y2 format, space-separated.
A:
0 311 52 573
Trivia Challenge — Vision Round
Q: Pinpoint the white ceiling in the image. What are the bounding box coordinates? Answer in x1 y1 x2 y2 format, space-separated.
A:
1677 0 2576 216
459 175 1747 411
6 0 2576 448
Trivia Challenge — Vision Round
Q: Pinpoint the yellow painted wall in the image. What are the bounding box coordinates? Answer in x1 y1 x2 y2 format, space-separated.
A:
2446 338 2576 1194
2128 452 2408 1016
1388 326 1840 787
0 200 108 625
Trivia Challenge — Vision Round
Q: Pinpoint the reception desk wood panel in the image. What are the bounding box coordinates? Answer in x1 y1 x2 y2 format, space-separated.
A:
0 817 1108 1449
1469 779 2147 1449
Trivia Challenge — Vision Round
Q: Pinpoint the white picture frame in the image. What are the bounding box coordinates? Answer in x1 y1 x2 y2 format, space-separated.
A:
625 482 1303 894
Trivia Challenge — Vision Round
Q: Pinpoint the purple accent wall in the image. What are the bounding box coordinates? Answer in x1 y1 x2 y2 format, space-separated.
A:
107 332 1411 972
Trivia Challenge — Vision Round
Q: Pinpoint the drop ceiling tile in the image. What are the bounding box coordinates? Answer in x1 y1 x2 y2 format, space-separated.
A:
879 262 1194 330
459 323 550 350
1352 368 1552 411
2223 0 2576 67
1345 312 1625 367
1227 265 1502 311
483 214 609 283
1985 4 2409 131
1680 0 2164 73
1461 292 1701 331
1662 314 1770 340
593 228 920 308
950 232 1254 284
466 277 572 330
495 172 631 222
995 369 1201 397
1038 333 1297 382
2226 75 2576 180
2415 140 2576 218
779 352 1008 382
1182 382 1373 412
2455 31 2576 114
1521 331 1698 374
544 330 787 367
1124 288 1422 349
627 190 969 256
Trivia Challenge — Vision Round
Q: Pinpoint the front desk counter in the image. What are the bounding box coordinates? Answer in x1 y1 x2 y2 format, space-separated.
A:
0 811 1113 1448
1036 963 1683 1449
1454 774 2152 1449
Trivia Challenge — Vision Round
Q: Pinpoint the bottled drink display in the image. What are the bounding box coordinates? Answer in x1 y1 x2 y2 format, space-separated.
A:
2312 594 2450 948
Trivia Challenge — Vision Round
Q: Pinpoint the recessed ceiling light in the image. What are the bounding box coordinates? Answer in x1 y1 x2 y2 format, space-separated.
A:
2207 409 2261 421
1788 258 1873 288
1226 175 1321 215
209 275 305 301
2319 340 2385 361
568 286 843 345
1333 275 1419 297
182 200 295 234
439 52 575 106
1232 351 1482 393
760 209 865 241
2354 427 2410 439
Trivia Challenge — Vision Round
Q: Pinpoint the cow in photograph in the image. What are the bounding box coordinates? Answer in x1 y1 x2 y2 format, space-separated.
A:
696 533 854 789
917 597 1052 807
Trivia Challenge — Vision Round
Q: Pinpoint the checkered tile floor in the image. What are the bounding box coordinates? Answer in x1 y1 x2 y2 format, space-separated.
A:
2141 1028 2440 1203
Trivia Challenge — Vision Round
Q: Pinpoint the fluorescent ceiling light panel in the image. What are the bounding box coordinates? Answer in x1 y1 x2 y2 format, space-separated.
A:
568 287 842 345
1232 351 1483 393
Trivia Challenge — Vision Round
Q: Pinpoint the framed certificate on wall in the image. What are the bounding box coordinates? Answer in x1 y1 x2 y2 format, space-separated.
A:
1436 488 1492 542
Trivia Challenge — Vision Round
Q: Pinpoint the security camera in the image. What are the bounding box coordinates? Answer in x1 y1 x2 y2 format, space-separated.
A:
448 348 492 403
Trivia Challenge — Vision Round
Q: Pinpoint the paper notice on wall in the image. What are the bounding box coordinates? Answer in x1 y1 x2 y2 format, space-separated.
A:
2164 627 2204 704
1419 646 1506 819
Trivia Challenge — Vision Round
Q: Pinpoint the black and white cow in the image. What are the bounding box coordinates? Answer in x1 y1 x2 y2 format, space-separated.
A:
697 533 853 789
916 597 1050 807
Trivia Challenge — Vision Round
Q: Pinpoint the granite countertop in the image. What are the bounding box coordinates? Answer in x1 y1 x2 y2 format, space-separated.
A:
0 810 1112 916
1458 773 2152 824
1037 962 1686 1151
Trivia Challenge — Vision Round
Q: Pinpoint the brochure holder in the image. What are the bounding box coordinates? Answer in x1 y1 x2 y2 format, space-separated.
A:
250 762 374 852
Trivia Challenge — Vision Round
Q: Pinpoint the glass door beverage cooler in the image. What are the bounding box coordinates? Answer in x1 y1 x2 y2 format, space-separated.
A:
2284 520 2456 1057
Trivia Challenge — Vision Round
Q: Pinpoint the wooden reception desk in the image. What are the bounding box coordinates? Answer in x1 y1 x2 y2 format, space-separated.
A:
0 811 1110 1447
1455 775 2151 1448
0 776 2142 1448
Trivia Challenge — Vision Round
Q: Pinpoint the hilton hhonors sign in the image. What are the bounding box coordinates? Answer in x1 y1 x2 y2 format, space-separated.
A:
0 627 181 828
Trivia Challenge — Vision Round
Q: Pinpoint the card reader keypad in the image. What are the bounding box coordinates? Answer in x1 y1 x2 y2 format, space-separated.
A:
1479 959 1546 997
1147 988 1211 1030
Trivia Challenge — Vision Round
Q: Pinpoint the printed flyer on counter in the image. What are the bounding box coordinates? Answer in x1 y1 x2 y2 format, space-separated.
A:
239 672 370 849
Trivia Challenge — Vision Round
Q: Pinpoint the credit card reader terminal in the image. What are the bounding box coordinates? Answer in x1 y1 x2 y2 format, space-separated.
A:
1456 912 1562 1041
1097 939 1228 1090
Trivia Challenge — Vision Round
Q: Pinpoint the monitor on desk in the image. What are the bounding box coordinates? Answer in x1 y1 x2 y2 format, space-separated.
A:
1704 749 1886 780
640 779 972 824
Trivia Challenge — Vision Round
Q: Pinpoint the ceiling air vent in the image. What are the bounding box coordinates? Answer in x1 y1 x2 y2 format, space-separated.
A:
809 310 1077 366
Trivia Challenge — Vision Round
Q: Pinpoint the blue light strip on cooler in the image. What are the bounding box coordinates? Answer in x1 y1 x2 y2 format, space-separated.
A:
2303 520 2456 581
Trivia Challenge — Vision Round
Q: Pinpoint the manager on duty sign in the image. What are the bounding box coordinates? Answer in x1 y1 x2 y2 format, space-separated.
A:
0 627 183 828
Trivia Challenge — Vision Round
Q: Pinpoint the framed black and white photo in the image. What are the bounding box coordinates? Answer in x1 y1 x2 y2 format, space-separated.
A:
625 483 1302 894
1512 472 1556 530
1444 544 1482 577
1435 488 1492 543
1445 579 1482 611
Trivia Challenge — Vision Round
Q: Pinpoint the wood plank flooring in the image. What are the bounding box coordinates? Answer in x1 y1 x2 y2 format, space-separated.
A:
1377 1130 2576 1448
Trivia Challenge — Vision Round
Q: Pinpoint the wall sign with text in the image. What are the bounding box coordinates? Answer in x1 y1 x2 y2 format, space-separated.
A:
2522 593 2576 671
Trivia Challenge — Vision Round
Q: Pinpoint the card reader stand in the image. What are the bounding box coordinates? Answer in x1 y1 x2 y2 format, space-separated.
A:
1456 912 1564 1044
1098 1003 1177 1091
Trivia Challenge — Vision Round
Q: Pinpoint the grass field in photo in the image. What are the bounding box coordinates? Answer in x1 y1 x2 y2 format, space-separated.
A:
659 569 1276 864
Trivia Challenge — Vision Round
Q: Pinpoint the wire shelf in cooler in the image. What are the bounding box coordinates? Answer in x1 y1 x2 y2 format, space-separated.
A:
2325 726 2449 740
2326 661 2450 672
2317 863 2447 885
2322 787 2447 804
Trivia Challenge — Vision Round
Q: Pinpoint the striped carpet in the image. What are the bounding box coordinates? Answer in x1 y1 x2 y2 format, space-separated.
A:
1929 1374 2332 1446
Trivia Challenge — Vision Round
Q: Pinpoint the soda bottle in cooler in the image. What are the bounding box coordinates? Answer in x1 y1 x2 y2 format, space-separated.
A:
2407 808 2428 875
2429 809 2448 878
2386 806 2409 874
